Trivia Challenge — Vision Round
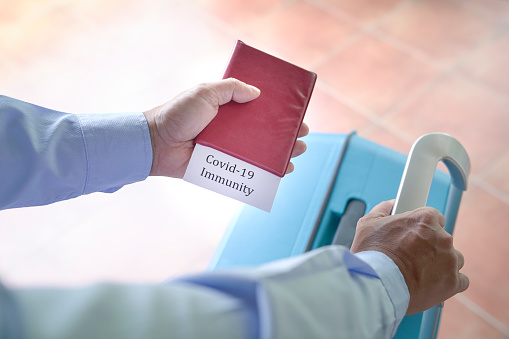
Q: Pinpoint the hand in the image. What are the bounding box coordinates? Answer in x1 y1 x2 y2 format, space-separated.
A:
350 200 469 315
143 78 309 178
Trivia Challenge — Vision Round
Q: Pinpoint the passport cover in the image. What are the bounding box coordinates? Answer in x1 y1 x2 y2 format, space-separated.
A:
195 40 317 177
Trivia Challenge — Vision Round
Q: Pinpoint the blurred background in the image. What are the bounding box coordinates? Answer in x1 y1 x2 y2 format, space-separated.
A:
1 0 508 337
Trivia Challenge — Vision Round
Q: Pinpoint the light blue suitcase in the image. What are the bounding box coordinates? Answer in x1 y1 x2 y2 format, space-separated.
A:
209 132 469 339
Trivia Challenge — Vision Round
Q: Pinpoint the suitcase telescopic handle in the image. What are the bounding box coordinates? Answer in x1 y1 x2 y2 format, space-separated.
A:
391 133 470 339
392 133 470 215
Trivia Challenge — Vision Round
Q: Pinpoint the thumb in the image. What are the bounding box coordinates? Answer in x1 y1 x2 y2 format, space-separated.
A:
211 78 261 106
365 200 395 219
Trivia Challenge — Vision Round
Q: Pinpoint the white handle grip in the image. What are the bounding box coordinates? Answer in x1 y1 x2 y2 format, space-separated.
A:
392 133 470 215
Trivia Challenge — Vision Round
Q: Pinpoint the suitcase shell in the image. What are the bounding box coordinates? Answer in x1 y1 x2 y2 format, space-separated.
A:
209 132 465 339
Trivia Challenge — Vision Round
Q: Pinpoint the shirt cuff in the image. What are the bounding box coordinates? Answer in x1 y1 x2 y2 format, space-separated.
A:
76 113 153 194
355 250 410 337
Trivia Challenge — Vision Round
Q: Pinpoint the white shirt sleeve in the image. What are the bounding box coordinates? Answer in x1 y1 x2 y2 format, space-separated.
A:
355 251 410 336
6 246 409 339
0 96 410 338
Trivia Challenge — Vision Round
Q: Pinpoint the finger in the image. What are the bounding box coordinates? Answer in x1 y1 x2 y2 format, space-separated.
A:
457 273 470 293
222 78 261 104
286 162 295 174
297 123 310 138
365 200 395 219
437 210 446 228
456 249 465 270
291 140 307 158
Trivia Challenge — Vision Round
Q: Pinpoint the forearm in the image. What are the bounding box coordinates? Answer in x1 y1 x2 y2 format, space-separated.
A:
0 95 152 210
7 246 408 339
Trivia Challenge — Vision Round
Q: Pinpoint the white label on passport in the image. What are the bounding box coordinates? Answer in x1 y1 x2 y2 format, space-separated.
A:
184 144 281 212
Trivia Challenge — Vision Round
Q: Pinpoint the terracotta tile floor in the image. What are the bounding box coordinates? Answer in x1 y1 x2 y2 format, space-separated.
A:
1 0 509 337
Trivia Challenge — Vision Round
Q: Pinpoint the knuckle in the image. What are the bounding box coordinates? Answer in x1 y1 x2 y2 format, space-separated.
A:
193 83 221 106
354 219 370 235
439 233 454 249
409 207 443 228
443 252 458 271
222 77 243 91
460 273 470 291
225 77 240 85
354 217 378 238
194 82 209 91
356 214 370 228
193 83 211 96
417 207 437 222
446 273 462 292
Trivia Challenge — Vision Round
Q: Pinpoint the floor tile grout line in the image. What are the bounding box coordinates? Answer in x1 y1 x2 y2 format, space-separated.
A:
452 23 509 63
453 0 509 24
310 0 444 70
193 0 509 164
315 67 448 147
51 0 509 133
371 119 415 145
476 148 509 179
441 21 509 106
305 0 418 33
196 0 509 119
365 0 439 63
309 31 365 70
375 62 509 146
305 0 443 72
369 0 420 28
8 0 508 152
315 81 380 123
317 80 417 148
329 26 509 117
301 0 365 31
364 28 443 69
378 71 447 122
454 294 509 337
303 0 508 121
315 72 441 148
309 0 509 107
448 66 509 106
303 0 417 73
470 176 509 206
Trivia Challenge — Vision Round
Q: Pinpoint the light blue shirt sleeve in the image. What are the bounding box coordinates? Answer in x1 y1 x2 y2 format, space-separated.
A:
6 247 409 339
355 251 410 336
0 96 410 338
0 95 152 210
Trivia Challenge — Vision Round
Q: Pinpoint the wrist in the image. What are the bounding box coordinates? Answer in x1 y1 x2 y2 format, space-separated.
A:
142 108 158 176
355 251 410 332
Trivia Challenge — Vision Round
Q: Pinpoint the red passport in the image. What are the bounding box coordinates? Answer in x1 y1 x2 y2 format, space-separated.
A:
195 40 317 177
